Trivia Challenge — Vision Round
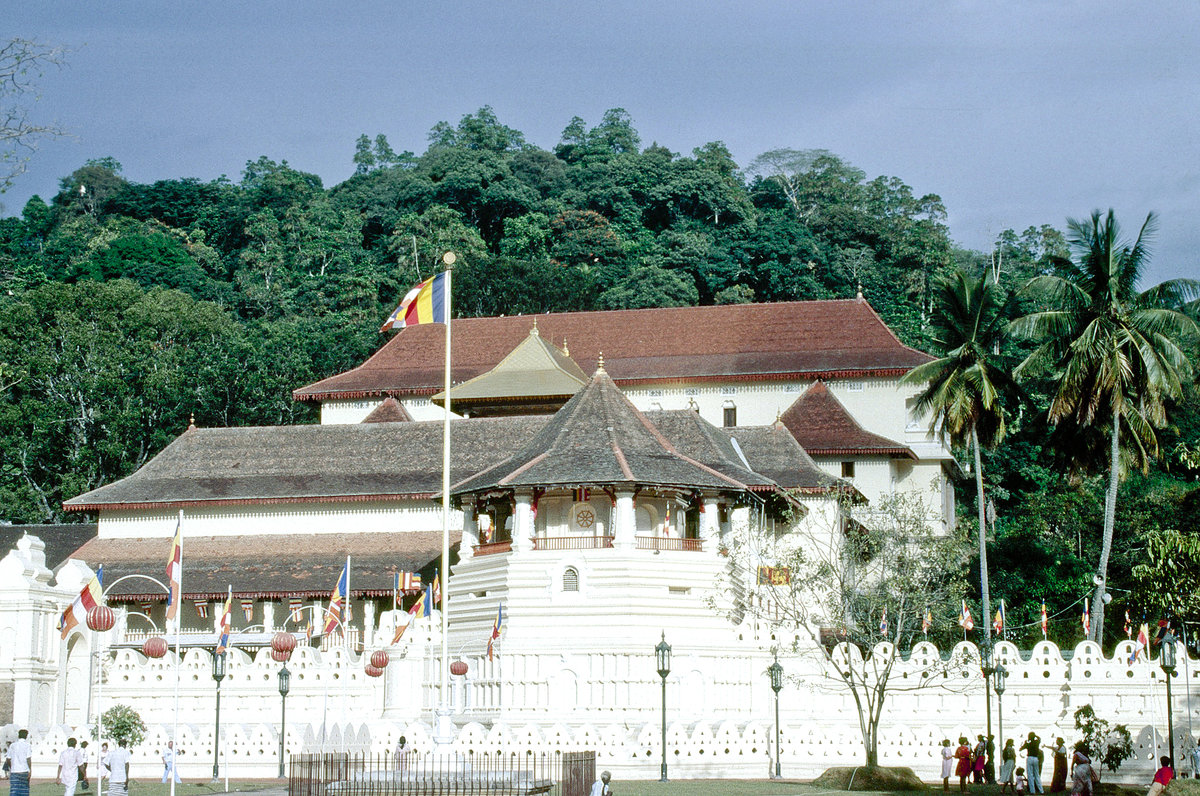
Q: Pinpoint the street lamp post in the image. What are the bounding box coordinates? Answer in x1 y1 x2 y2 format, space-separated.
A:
1162 633 1177 765
211 652 226 781
993 664 1007 761
768 653 784 779
981 641 995 780
277 663 291 779
655 632 672 782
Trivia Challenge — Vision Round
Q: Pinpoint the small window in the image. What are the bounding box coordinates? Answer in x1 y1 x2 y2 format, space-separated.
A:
841 461 856 478
846 382 864 392
723 406 737 428
563 567 579 592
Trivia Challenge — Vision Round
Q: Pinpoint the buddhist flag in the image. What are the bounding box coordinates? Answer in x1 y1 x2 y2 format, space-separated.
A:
1130 623 1150 663
487 603 503 661
194 600 209 619
59 566 103 639
922 607 932 635
1082 603 1090 636
381 271 448 331
324 561 350 635
289 598 303 622
432 572 442 607
240 599 254 622
1040 600 1049 639
215 589 232 655
958 600 974 632
879 606 888 637
165 519 182 622
993 600 1006 636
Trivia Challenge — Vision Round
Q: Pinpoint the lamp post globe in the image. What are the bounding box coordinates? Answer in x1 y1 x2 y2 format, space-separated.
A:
1161 633 1177 764
655 632 671 782
768 653 784 778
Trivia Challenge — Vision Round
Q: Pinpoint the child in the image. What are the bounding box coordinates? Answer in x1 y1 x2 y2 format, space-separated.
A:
1148 756 1174 796
1016 767 1028 796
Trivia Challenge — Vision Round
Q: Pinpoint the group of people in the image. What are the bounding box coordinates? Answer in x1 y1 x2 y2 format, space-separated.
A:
2 731 150 796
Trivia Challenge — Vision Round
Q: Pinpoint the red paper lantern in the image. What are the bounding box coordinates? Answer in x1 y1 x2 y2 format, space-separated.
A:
142 637 168 659
86 606 116 632
271 648 291 662
370 650 389 669
364 664 384 678
271 631 297 655
450 660 468 677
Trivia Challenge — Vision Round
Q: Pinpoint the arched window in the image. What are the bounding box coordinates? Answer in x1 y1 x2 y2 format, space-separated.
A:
562 567 580 592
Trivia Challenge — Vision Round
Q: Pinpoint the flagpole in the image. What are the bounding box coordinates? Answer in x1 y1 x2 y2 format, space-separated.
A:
171 509 182 796
342 555 350 754
439 253 455 723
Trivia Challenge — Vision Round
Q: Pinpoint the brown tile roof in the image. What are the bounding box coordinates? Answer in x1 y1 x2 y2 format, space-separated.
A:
722 422 859 496
63 418 547 511
69 532 453 600
294 299 933 401
452 368 782 497
780 381 916 458
0 524 98 570
361 397 412 423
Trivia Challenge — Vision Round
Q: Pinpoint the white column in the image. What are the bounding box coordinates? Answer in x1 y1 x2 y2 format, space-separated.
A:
614 491 636 550
364 601 376 647
513 494 534 552
461 503 479 558
264 600 276 632
700 497 720 542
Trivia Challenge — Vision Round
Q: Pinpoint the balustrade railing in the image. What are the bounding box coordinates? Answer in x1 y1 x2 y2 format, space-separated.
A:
473 541 513 556
635 536 703 552
531 536 614 551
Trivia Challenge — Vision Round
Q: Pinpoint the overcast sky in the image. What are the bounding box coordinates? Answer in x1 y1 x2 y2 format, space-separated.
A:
5 1 1197 284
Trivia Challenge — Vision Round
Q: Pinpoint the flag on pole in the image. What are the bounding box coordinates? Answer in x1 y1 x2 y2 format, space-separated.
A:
380 271 448 331
879 606 888 637
215 590 232 655
1124 609 1132 639
324 562 350 635
59 566 103 639
922 607 932 636
993 600 1006 636
1130 623 1150 663
1082 603 1090 636
1040 599 1049 639
958 600 974 632
432 572 441 607
240 599 254 622
305 620 313 642
487 603 503 661
165 519 182 622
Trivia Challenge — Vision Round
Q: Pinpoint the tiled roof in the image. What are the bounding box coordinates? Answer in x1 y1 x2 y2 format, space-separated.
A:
294 299 933 401
63 418 547 511
645 410 800 493
432 325 586 409
68 532 452 600
452 368 781 496
0 524 98 570
781 381 916 458
361 397 412 423
723 422 858 495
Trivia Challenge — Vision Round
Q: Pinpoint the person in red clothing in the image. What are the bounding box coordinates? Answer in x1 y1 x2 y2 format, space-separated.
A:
1148 756 1174 796
956 737 973 792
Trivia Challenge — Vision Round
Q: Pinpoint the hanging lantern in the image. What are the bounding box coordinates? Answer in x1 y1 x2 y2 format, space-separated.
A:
271 648 292 662
271 631 297 655
142 637 168 659
370 650 389 669
450 660 468 677
364 664 384 678
86 606 116 632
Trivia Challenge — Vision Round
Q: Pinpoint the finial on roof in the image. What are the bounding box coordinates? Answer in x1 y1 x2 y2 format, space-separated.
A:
188 413 196 430
562 337 569 356
687 397 699 412
530 319 539 336
596 352 605 373
856 283 863 300
775 408 782 423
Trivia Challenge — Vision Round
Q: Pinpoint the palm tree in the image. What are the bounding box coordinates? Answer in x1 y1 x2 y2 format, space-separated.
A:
1011 210 1199 641
903 267 1018 641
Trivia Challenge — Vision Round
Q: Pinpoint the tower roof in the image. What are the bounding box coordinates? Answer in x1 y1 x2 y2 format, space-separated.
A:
723 421 859 495
781 381 915 459
360 396 413 423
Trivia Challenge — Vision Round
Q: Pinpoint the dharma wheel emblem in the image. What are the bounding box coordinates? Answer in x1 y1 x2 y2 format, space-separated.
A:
575 507 596 528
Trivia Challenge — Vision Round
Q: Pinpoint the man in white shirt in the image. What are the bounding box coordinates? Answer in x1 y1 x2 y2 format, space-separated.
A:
590 770 613 796
57 738 81 796
103 740 131 796
160 741 181 784
6 730 32 796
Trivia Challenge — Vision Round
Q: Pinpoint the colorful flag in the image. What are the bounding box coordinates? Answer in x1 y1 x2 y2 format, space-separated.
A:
922 607 932 635
432 572 441 607
1124 609 1132 639
879 607 888 637
194 600 209 619
140 600 153 616
1082 603 1090 636
1153 619 1171 647
165 519 182 622
241 599 254 622
324 562 350 635
1040 600 1049 639
305 620 313 642
1130 623 1150 663
573 487 589 503
487 603 503 661
958 600 974 632
663 503 671 534
993 600 1006 636
289 598 303 622
59 566 103 639
380 271 448 331
215 590 232 655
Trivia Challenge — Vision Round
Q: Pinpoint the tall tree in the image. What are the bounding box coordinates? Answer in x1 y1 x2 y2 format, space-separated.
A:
1011 210 1199 641
903 268 1018 642
0 38 68 194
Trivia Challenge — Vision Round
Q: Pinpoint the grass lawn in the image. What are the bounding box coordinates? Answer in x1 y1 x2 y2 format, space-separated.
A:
21 782 271 796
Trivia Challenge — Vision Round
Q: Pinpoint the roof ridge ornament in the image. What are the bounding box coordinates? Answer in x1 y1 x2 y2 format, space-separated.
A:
562 337 569 357
188 413 196 431
531 319 539 337
596 352 605 373
856 283 864 300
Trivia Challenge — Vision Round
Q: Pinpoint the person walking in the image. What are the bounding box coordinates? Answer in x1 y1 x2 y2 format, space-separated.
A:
6 730 32 796
1021 733 1044 794
999 739 1017 793
973 735 987 784
590 770 613 796
77 742 89 792
160 741 181 784
57 738 81 796
1050 737 1068 792
956 737 973 793
1070 744 1095 796
941 739 956 792
103 741 131 796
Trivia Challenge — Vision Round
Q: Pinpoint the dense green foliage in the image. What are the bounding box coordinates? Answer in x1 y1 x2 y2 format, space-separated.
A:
1 106 1196 649
100 704 147 748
